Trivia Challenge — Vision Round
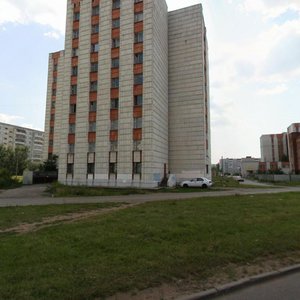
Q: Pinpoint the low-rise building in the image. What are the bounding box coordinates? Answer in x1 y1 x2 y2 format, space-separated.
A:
0 122 44 162
240 156 260 177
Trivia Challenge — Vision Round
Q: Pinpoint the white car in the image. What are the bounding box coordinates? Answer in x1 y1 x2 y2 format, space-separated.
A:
180 177 213 188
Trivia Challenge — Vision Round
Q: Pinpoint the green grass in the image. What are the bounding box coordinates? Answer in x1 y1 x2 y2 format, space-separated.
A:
0 203 123 230
1 192 300 299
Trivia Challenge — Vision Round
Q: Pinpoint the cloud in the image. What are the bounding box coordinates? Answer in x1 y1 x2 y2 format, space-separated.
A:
44 31 60 40
0 113 23 124
0 0 66 35
258 83 288 95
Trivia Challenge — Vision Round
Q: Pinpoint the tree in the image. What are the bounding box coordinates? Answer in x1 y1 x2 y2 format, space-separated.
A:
40 155 58 172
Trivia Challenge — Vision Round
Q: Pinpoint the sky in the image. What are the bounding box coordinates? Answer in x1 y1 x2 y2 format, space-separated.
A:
0 0 299 164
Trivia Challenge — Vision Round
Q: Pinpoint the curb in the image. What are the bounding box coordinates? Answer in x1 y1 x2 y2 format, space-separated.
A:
177 263 300 300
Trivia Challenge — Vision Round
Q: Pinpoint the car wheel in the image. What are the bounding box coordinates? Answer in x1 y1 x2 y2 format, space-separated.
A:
183 184 189 188
202 184 207 189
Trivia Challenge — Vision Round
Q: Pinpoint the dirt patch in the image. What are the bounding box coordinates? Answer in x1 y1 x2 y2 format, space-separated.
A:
106 251 300 300
0 203 136 234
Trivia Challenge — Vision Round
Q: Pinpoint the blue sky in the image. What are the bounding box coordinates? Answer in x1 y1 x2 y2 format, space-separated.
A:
0 0 300 163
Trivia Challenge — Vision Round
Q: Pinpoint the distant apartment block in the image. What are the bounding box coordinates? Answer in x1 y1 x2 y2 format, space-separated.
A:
0 122 44 162
219 158 241 175
240 156 260 177
287 123 300 174
44 0 211 187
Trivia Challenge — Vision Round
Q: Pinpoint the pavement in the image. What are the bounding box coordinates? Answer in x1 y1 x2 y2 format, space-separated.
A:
179 264 300 300
1 184 300 207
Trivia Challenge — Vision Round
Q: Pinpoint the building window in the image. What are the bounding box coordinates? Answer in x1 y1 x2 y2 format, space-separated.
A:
91 24 99 34
72 47 79 57
133 162 142 174
111 78 119 88
52 89 56 96
134 12 143 23
50 114 55 121
111 58 119 68
69 123 76 133
112 38 120 48
111 98 119 109
90 81 98 92
71 85 77 95
111 120 118 130
134 32 143 43
91 43 99 53
133 117 142 129
133 140 141 151
53 64 58 71
68 143 75 153
89 101 97 112
49 140 53 147
110 141 118 151
71 66 78 76
109 162 117 174
50 127 54 134
92 5 99 16
89 122 96 132
89 142 95 153
134 95 143 106
72 29 79 39
91 62 98 72
134 52 143 64
112 18 120 28
134 74 143 85
67 163 74 174
87 163 95 174
70 104 77 114
112 0 120 9
134 0 143 3
53 77 57 83
73 12 80 21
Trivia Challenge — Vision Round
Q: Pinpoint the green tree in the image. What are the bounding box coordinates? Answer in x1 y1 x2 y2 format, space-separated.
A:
40 155 58 172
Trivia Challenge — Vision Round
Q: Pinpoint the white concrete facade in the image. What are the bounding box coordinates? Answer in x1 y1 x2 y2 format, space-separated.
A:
44 0 211 187
168 5 211 181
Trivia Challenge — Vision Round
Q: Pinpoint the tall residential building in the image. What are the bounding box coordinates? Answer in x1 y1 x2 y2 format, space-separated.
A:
260 133 289 162
44 0 211 187
287 123 300 174
219 158 241 175
0 122 44 162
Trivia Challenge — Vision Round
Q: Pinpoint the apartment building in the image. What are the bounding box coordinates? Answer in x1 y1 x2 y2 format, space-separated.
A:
44 0 211 187
287 123 300 174
219 158 241 175
0 122 44 162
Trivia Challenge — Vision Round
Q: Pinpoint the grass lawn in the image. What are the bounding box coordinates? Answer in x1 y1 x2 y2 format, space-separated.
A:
1 192 300 299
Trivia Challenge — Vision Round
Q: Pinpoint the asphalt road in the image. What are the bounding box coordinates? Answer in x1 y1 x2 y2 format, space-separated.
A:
1 184 300 207
211 271 300 300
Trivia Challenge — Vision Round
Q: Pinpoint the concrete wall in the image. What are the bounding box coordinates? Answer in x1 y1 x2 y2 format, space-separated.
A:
168 4 211 180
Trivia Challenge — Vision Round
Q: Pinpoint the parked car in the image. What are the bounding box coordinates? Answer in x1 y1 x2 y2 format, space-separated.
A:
232 175 244 182
180 177 213 188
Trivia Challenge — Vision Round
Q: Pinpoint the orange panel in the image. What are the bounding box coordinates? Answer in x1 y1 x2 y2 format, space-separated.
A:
91 33 99 44
90 53 98 62
51 108 56 115
50 120 55 127
134 22 143 33
49 133 54 140
133 128 142 140
90 91 97 101
134 43 143 53
68 134 75 144
111 88 119 98
52 82 57 89
111 68 119 78
73 21 80 30
110 109 118 121
91 15 99 25
53 71 58 78
134 64 143 74
74 6 80 13
72 57 78 66
69 114 76 124
52 52 61 59
52 96 56 101
48 147 53 154
70 95 77 104
112 28 120 38
110 130 118 141
71 76 77 85
111 48 120 58
134 85 143 95
112 9 120 19
134 2 143 13
90 72 98 81
88 132 96 143
89 112 97 122
133 106 143 118
72 39 79 48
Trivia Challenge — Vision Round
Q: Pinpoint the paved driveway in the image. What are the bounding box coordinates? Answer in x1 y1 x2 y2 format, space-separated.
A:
1 185 300 207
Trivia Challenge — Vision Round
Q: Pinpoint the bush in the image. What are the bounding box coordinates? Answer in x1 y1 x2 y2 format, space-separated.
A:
0 169 21 189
